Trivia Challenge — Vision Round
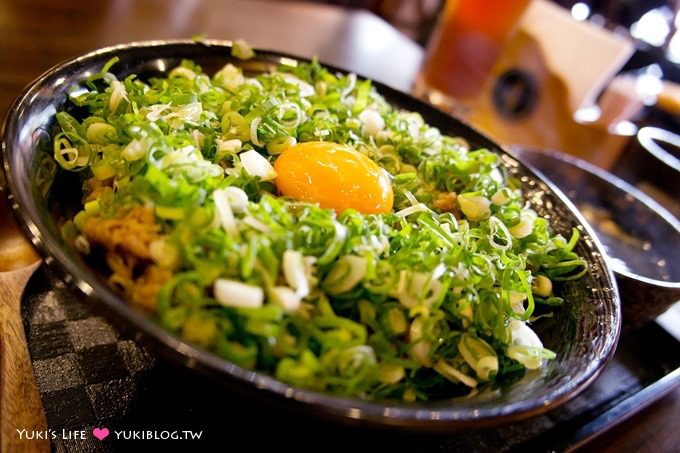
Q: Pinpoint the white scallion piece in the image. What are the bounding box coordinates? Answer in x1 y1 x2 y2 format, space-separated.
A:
395 203 431 218
213 188 240 239
404 190 419 206
232 39 255 60
509 290 528 315
249 117 264 147
491 187 513 205
276 102 304 128
313 128 330 138
323 255 367 294
214 63 244 91
86 123 117 144
458 333 499 381
143 103 171 122
511 320 542 349
283 250 309 298
109 80 128 112
433 360 478 388
214 278 264 309
266 136 297 155
245 78 264 90
242 216 271 233
409 316 432 367
341 73 357 98
509 212 536 238
507 320 545 370
477 356 500 381
458 194 491 221
215 138 242 159
168 66 196 80
490 168 504 183
121 138 149 161
223 186 249 213
239 149 277 181
358 109 385 137
192 129 205 148
393 270 443 308
269 286 302 312
279 73 315 97
488 216 512 251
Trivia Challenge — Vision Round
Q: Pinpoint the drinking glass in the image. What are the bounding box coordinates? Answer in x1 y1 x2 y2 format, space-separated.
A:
414 0 532 114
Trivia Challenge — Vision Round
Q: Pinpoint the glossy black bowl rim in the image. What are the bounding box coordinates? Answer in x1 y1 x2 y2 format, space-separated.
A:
1 39 621 429
515 146 680 290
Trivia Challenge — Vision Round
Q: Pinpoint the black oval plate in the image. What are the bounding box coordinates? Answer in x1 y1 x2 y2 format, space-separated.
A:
0 40 620 429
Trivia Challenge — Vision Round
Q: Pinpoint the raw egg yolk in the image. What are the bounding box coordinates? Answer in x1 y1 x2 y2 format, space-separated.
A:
273 141 394 214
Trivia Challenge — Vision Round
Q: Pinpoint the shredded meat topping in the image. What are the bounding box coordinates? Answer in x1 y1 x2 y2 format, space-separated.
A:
432 192 460 217
84 205 170 311
130 265 173 312
83 206 160 259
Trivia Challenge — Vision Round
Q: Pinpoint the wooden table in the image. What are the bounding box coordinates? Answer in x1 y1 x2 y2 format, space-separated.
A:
1 1 678 452
0 0 422 114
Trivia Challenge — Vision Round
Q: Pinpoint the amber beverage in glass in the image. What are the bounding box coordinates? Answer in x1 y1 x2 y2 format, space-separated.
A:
417 0 531 107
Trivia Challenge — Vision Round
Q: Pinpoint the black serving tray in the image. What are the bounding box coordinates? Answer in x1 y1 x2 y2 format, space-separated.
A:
21 265 680 452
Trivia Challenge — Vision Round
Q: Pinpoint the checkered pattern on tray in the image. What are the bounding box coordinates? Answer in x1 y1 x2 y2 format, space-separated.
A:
21 267 155 452
21 265 656 453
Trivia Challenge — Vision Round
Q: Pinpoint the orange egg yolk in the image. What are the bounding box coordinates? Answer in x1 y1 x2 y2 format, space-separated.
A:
273 141 394 214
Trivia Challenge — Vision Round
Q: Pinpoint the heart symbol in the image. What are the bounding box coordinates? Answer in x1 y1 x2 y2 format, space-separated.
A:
92 427 110 441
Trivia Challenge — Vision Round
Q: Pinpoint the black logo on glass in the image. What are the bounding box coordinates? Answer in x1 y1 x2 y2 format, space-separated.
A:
492 69 537 120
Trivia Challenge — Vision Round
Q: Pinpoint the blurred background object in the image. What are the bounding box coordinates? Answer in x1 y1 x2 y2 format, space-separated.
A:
553 0 680 72
296 0 679 164
612 126 680 218
298 0 680 215
295 0 680 80
413 0 638 169
293 0 444 44
413 0 532 110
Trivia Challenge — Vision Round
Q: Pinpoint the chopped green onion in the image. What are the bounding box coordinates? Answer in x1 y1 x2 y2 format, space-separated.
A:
214 278 264 309
50 55 588 402
323 255 367 294
458 333 498 381
266 135 297 155
433 360 478 388
458 193 491 221
231 39 255 60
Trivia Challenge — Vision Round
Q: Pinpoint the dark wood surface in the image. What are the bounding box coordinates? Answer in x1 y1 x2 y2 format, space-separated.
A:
0 0 422 115
1 1 678 452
